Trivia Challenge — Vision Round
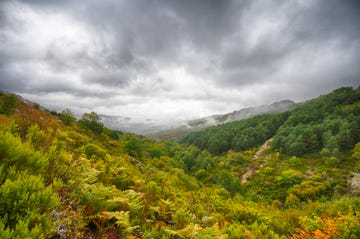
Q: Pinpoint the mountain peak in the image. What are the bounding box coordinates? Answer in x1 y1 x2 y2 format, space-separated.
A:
271 99 295 105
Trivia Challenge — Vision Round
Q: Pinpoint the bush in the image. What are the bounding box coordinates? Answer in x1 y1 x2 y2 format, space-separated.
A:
85 143 106 160
0 170 59 238
0 131 59 238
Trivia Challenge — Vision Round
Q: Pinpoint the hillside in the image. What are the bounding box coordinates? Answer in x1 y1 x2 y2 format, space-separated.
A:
0 88 360 238
182 87 360 156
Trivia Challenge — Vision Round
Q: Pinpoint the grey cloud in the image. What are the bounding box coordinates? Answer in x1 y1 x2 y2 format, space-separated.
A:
158 0 244 51
222 46 287 71
214 0 360 89
29 79 76 94
0 0 359 121
290 0 360 42
84 70 131 88
18 0 73 7
0 69 27 92
0 8 8 29
221 68 275 88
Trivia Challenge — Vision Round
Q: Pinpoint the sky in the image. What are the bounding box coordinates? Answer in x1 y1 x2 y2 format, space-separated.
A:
0 0 359 123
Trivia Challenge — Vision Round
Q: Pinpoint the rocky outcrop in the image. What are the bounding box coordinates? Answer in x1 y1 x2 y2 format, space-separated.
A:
349 173 360 195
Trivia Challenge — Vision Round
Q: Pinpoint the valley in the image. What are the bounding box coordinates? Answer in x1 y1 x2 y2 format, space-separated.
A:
0 87 359 238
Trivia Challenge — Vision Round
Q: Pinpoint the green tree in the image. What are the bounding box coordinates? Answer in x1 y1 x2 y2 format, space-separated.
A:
352 141 360 160
322 131 339 156
123 134 143 159
78 112 104 134
337 122 354 150
276 169 304 188
207 134 229 155
59 108 76 125
103 127 121 140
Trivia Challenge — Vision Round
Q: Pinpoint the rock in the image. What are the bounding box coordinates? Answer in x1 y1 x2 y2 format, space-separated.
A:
349 173 360 194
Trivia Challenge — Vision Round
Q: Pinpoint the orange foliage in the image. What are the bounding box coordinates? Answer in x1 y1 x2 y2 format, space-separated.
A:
13 101 61 132
0 114 13 127
291 228 310 239
291 217 339 239
313 229 330 239
156 221 166 230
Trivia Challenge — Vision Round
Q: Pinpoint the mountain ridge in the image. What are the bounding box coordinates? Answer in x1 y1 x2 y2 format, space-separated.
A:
149 99 295 139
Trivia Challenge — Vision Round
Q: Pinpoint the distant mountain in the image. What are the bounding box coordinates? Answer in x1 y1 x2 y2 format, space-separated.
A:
149 100 295 139
187 99 295 127
220 100 295 124
99 114 174 135
100 100 295 137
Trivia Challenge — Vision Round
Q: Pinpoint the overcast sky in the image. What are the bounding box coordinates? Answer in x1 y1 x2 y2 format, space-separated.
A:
0 0 359 122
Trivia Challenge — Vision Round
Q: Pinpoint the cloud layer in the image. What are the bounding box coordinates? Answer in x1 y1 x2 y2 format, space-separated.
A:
1 0 359 121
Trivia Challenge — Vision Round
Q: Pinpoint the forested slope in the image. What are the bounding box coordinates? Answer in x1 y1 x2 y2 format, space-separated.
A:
0 89 360 239
272 87 360 156
182 87 360 157
181 113 288 155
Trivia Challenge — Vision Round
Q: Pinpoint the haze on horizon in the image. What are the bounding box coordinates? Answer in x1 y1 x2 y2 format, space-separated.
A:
0 0 359 122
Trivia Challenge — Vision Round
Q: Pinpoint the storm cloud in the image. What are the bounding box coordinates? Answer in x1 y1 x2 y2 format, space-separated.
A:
0 0 359 121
